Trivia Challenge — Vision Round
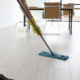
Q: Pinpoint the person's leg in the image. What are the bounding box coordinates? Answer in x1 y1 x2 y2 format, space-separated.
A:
20 0 32 20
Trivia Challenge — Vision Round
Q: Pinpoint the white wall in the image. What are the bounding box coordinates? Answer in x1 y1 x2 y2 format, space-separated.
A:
0 0 23 29
27 0 48 7
49 0 60 2
0 0 48 29
62 0 80 4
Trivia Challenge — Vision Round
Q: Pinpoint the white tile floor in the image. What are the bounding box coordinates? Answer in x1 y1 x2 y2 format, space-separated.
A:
0 22 80 80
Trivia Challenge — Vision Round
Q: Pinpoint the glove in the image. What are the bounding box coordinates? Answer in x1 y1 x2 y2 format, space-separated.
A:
27 17 42 36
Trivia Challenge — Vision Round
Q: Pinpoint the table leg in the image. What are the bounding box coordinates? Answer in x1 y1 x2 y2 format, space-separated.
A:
70 9 72 34
24 15 30 31
60 11 61 21
24 15 26 26
69 10 70 31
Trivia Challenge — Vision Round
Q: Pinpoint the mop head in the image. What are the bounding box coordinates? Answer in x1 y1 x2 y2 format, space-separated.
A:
39 51 69 60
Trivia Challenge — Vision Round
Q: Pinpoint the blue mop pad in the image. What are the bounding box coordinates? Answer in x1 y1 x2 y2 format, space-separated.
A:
39 51 69 60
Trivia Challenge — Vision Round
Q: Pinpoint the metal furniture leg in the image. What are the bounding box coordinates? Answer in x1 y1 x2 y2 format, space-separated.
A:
24 15 30 31
70 9 72 34
24 15 26 26
69 10 70 31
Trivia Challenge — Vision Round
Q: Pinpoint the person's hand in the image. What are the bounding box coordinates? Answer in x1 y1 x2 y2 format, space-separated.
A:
31 23 42 36
27 17 42 36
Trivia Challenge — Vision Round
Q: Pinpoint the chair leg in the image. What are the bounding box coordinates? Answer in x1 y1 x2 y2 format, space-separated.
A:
51 20 53 25
44 20 47 31
58 21 60 31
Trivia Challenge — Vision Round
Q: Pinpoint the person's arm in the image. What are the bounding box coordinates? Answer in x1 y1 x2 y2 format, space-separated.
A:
20 0 32 20
19 0 42 36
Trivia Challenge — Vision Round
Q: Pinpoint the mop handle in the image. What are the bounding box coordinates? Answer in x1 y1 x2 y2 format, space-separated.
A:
17 0 54 55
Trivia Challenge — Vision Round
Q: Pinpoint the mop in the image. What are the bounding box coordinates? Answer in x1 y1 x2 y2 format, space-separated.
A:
17 0 69 60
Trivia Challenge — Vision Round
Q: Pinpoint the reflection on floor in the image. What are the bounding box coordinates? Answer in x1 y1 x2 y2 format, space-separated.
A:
44 22 60 35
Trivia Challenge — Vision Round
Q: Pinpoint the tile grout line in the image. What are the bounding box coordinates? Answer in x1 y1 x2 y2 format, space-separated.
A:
33 44 45 80
14 40 40 80
52 59 55 80
0 40 19 60
64 42 73 80
1 49 23 74
1 39 30 73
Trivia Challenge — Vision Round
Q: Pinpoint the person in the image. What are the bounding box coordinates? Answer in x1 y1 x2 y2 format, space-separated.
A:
20 0 43 36
0 74 13 80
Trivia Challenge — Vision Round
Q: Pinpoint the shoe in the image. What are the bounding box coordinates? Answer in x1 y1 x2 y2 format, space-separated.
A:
0 74 13 80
